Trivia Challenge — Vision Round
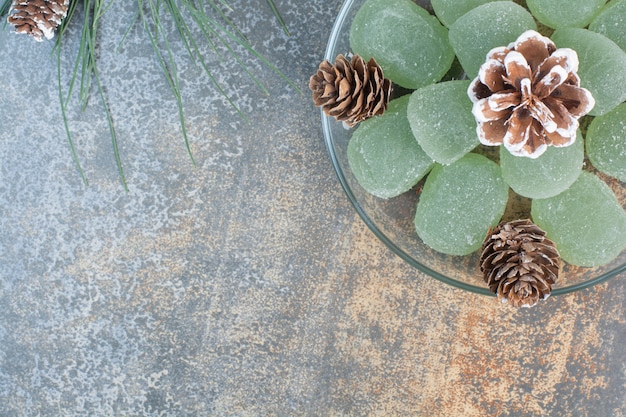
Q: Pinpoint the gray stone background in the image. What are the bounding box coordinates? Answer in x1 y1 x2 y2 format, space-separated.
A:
0 1 624 416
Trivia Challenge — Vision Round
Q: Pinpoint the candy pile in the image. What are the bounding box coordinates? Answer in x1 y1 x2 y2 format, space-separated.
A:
311 0 626 303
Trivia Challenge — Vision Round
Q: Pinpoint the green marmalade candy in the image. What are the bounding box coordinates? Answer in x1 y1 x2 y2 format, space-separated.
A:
349 0 454 89
448 1 536 78
407 80 479 165
531 172 626 267
500 132 584 199
347 95 434 199
589 0 626 53
431 0 497 27
414 153 509 256
527 0 606 29
586 103 626 183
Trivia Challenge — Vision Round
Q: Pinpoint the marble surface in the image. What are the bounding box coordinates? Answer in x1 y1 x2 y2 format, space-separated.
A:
0 1 624 416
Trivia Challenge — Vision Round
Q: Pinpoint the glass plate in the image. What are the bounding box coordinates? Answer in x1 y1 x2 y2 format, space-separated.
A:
322 0 626 295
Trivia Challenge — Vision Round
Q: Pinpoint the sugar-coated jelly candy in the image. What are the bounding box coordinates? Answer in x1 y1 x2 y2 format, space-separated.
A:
531 172 626 267
431 0 496 28
448 1 536 78
589 0 626 52
349 0 454 89
551 28 626 116
414 153 509 256
347 95 434 199
407 80 479 165
526 0 606 29
586 103 626 183
500 132 584 199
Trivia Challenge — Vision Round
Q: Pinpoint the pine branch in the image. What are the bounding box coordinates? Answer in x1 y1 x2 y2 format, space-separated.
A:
4 0 296 189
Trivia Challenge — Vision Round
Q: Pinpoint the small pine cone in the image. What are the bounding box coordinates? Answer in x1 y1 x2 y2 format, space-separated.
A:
309 54 392 127
480 219 560 308
7 0 70 42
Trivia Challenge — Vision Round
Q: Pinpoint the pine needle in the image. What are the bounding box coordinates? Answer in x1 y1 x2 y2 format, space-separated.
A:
182 1 270 96
91 0 129 191
0 0 10 17
138 0 197 166
266 0 289 36
56 0 129 190
57 49 89 186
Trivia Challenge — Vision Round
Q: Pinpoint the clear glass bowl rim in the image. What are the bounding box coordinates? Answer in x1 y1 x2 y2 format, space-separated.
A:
321 0 626 296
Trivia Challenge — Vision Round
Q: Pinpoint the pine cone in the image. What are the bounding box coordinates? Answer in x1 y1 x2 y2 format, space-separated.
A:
480 219 560 308
309 54 392 127
7 0 70 42
468 30 595 158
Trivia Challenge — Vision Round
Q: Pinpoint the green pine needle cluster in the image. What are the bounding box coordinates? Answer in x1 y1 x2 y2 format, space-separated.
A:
0 0 10 16
1 0 296 190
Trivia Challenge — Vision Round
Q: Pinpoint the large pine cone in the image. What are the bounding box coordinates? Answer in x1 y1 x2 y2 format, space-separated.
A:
7 0 70 42
480 219 560 308
468 30 595 158
309 54 392 127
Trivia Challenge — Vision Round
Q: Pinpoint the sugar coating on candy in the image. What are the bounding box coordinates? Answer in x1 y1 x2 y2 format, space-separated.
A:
589 0 626 52
347 95 434 199
414 153 509 256
407 80 479 165
500 131 584 199
531 172 626 267
551 28 626 116
448 1 536 78
586 103 626 183
526 0 607 29
431 0 496 27
349 0 454 89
